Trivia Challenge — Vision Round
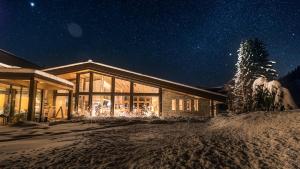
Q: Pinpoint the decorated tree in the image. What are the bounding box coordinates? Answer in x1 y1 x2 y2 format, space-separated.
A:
230 38 278 113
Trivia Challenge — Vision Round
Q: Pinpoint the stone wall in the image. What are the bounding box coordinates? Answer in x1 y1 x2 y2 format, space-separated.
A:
162 89 212 117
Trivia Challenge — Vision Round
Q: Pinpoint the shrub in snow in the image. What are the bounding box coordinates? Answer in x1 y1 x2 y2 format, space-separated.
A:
252 77 297 111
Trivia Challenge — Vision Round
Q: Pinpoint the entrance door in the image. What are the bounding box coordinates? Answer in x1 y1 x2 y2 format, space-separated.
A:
55 96 68 119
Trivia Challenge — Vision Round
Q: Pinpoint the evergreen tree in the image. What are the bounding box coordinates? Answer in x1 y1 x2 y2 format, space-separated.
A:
230 38 278 113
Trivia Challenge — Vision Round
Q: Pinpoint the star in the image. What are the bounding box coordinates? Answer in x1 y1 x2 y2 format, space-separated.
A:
229 53 233 56
30 2 35 7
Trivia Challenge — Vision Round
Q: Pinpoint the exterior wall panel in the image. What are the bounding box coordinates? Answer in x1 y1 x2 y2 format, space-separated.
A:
162 89 212 117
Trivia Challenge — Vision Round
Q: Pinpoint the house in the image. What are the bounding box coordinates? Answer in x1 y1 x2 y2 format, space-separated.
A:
0 49 226 124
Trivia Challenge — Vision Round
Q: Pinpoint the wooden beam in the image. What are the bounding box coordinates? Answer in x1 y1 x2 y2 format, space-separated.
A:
9 85 14 122
130 81 134 112
39 89 44 122
67 90 73 120
74 73 80 113
111 77 115 117
131 93 160 96
88 72 93 116
27 78 37 121
53 90 57 119
159 88 162 116
210 100 215 117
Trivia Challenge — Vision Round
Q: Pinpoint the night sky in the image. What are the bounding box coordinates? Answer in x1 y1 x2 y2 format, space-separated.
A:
1 0 300 87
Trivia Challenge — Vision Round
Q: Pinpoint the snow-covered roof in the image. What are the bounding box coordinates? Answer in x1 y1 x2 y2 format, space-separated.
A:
0 62 20 68
0 68 74 86
43 60 226 97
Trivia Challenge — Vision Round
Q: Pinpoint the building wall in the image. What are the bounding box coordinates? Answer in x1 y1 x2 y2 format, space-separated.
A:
162 89 211 117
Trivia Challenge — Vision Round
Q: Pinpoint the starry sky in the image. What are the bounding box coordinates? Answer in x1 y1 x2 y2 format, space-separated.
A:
0 0 300 87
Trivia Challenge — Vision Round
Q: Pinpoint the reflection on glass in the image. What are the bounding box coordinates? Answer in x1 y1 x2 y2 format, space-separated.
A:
133 96 159 116
79 73 90 92
55 96 68 119
92 95 111 117
19 88 29 118
186 99 191 111
78 95 89 117
115 79 130 93
114 95 130 117
179 99 183 111
194 99 199 111
133 83 159 93
35 89 42 120
0 83 10 116
93 73 111 92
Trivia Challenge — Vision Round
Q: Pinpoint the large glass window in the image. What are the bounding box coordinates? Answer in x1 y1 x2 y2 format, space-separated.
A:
0 83 29 122
115 78 130 93
133 96 159 116
93 74 111 92
0 83 11 116
19 88 29 117
114 95 130 117
134 83 159 93
13 86 21 115
92 95 111 117
55 96 68 119
34 89 42 120
78 95 89 117
79 73 90 92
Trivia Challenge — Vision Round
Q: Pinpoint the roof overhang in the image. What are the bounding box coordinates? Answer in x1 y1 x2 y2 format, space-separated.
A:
0 68 74 90
44 61 227 102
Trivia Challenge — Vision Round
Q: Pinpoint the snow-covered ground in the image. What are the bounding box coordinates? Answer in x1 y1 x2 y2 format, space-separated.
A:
0 112 299 169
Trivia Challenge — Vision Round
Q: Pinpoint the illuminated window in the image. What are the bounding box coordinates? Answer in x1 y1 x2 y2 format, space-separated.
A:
115 79 130 93
194 99 199 111
133 96 159 116
114 96 130 116
92 95 111 117
55 96 69 119
35 89 42 120
134 83 159 93
171 99 176 111
186 99 191 111
179 99 183 111
93 73 112 92
79 73 90 92
0 83 11 115
78 95 89 116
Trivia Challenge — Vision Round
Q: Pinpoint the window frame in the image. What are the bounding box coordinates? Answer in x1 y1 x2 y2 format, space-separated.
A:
171 99 176 111
179 99 183 111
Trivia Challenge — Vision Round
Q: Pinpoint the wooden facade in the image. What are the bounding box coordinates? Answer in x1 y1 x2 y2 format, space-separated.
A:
0 52 227 124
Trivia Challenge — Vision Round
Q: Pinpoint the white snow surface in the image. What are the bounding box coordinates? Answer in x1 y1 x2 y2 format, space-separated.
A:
0 112 299 168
